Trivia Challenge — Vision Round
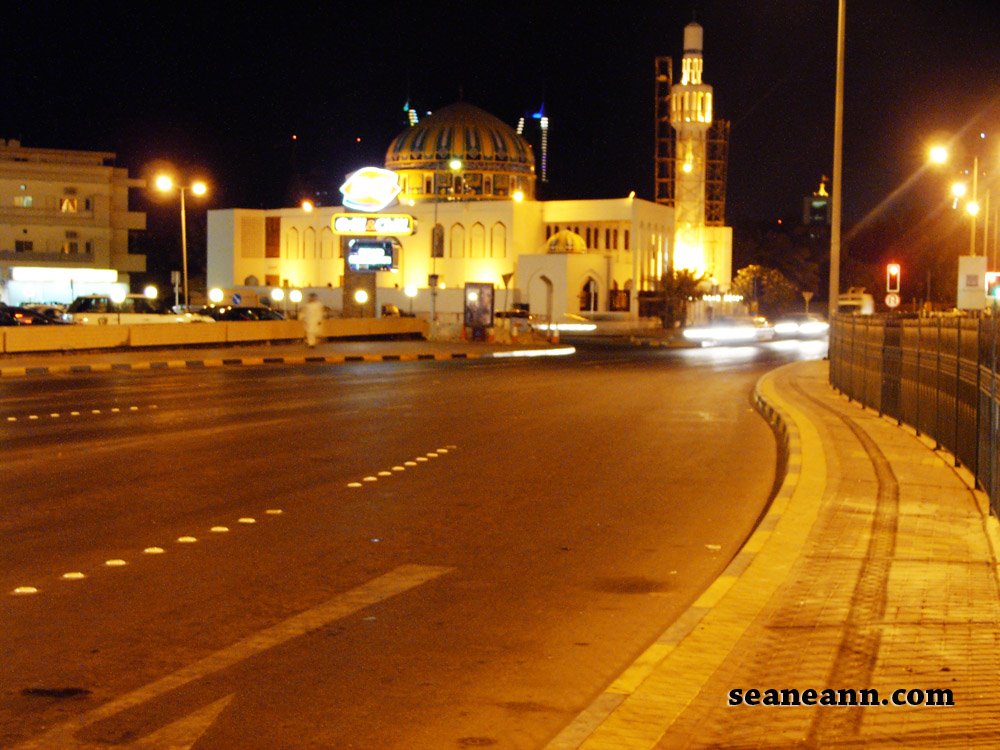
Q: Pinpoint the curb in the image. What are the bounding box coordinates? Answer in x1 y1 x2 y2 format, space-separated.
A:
0 351 490 378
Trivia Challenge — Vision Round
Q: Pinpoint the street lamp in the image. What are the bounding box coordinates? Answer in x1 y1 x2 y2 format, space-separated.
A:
155 174 208 311
929 146 990 257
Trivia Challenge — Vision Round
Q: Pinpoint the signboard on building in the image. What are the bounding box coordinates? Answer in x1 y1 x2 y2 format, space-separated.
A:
331 213 414 236
957 255 988 310
339 167 401 212
346 239 397 272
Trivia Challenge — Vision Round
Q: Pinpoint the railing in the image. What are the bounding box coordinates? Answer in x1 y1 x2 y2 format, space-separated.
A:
830 313 1000 515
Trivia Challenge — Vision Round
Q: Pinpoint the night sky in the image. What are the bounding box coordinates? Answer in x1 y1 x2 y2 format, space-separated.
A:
4 2 999 289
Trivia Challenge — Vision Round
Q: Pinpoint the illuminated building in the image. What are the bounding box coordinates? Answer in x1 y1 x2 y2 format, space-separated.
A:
208 101 674 323
0 139 147 305
657 21 733 289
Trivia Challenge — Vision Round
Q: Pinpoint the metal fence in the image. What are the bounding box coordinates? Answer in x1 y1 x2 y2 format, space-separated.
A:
829 313 1000 516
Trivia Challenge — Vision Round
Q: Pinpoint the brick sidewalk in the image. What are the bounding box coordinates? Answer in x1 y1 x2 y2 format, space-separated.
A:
549 359 1000 749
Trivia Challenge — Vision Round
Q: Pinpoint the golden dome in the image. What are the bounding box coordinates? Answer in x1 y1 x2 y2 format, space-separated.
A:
546 230 587 254
385 102 535 176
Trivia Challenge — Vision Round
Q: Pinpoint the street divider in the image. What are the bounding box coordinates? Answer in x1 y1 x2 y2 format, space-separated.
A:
1 317 428 354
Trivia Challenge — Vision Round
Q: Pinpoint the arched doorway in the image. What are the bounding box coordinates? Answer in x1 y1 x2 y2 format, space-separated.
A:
580 278 599 312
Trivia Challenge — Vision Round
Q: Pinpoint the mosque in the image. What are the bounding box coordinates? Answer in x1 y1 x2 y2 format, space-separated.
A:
206 22 732 327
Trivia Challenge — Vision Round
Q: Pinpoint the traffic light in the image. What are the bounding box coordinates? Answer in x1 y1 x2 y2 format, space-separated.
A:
886 263 901 293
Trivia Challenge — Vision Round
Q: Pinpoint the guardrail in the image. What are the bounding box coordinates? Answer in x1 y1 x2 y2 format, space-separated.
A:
829 313 1000 515
0 317 428 354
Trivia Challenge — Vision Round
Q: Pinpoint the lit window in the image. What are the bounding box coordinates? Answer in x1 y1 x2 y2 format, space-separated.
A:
13 196 33 208
60 197 78 213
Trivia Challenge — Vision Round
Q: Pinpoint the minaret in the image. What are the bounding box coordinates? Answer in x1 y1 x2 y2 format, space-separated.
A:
670 21 713 276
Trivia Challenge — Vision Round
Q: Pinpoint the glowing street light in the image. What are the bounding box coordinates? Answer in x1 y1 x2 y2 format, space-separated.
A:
928 144 949 165
155 174 208 310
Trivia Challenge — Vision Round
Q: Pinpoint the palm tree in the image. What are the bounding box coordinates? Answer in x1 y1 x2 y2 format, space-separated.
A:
659 269 709 328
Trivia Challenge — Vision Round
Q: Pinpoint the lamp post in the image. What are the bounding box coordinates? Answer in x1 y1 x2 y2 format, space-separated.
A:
931 143 996 258
155 174 208 311
828 0 846 320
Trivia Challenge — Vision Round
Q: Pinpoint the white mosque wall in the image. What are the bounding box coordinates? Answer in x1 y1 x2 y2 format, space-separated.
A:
206 196 671 320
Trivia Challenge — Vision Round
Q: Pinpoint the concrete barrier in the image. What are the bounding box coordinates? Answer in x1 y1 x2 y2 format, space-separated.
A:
226 320 304 343
128 322 224 347
3 324 130 352
1 317 429 353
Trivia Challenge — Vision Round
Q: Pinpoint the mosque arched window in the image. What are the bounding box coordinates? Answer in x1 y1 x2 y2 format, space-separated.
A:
470 222 486 258
304 227 317 259
449 224 466 258
491 222 506 258
286 227 299 259
320 227 334 260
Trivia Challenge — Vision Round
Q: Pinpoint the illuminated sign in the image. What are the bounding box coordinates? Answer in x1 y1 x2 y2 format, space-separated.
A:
339 167 401 212
331 213 414 236
346 239 396 272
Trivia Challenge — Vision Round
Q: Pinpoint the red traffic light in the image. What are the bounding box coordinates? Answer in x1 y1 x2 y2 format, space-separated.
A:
886 263 901 293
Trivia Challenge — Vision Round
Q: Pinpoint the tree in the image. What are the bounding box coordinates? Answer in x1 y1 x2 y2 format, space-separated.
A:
731 265 798 316
658 269 709 328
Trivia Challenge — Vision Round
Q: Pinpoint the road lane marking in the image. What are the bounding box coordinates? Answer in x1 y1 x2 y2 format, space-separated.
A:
12 564 453 750
126 693 234 750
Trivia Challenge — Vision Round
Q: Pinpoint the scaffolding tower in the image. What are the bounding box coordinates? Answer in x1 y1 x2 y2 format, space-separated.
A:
654 55 730 226
654 56 675 207
705 119 729 226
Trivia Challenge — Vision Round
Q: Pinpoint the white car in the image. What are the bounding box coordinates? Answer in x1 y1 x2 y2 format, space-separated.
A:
682 316 775 346
772 313 830 339
63 295 215 325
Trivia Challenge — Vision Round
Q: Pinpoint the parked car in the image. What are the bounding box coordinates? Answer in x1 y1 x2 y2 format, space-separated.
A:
63 295 215 324
682 315 775 346
2 305 71 325
196 305 285 321
23 303 67 321
772 312 830 339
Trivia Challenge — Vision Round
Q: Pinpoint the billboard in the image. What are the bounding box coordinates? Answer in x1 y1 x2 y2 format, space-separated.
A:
957 255 987 310
346 239 396 272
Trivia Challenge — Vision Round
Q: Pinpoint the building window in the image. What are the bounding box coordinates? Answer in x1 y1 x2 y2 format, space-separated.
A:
85 241 94 253
14 196 32 208
624 230 630 250
15 240 33 253
62 241 79 254
84 198 93 211
60 197 78 213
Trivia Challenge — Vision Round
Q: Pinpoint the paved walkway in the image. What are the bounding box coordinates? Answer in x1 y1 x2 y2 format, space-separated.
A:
548 358 1000 749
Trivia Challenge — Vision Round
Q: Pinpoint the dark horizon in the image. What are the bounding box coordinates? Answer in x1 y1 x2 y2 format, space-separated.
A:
4 1 998 293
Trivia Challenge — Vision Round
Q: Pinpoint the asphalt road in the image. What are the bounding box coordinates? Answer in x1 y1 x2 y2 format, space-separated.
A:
0 338 827 749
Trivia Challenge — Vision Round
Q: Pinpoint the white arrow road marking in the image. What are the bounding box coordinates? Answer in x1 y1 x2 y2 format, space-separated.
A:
14 564 453 749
